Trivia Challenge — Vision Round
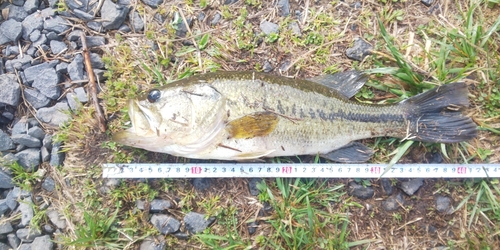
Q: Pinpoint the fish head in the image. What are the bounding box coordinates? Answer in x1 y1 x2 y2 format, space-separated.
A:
112 84 226 154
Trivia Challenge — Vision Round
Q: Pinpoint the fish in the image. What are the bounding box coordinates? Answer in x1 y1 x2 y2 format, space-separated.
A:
112 71 477 162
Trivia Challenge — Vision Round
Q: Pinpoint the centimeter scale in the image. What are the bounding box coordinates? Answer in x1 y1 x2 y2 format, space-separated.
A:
103 163 500 179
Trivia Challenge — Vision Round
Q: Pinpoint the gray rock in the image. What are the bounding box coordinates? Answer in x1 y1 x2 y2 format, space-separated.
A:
22 12 44 40
67 30 83 41
0 73 21 106
129 11 144 31
23 61 59 85
140 236 166 250
150 214 180 235
90 53 105 69
42 176 56 192
347 181 374 200
29 29 41 42
65 0 88 10
6 45 20 56
93 69 107 81
84 36 106 48
56 62 69 74
118 24 131 33
247 221 258 235
18 197 34 227
136 199 172 211
277 0 290 16
0 200 10 216
345 38 372 61
381 179 394 195
87 21 105 33
24 88 51 109
50 141 65 167
421 0 433 6
141 0 164 8
66 92 83 111
31 33 48 48
382 192 405 211
12 119 29 135
10 0 24 5
8 5 28 22
47 209 67 229
184 212 215 234
210 13 221 26
0 242 11 250
15 148 41 171
288 22 301 36
11 134 42 148
74 87 88 103
27 126 45 140
24 0 40 13
0 34 9 46
36 102 71 127
0 19 22 43
68 54 85 81
260 21 279 35
7 233 21 249
192 178 211 191
262 61 273 73
73 9 95 21
0 222 14 234
32 68 60 99
5 55 33 73
16 228 42 243
0 169 14 189
10 186 32 199
224 0 238 4
31 235 54 249
42 224 55 234
436 195 453 214
0 130 15 151
50 40 67 54
101 0 130 30
41 146 50 162
400 179 424 196
44 15 70 34
248 178 262 196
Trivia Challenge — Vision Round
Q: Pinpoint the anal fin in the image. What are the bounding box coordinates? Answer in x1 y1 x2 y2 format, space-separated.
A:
321 142 374 163
234 150 276 160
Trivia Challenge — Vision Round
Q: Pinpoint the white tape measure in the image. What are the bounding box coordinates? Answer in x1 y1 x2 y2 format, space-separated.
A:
102 163 500 178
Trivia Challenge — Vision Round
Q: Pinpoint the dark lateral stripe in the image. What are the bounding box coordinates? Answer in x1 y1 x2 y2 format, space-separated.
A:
314 108 405 123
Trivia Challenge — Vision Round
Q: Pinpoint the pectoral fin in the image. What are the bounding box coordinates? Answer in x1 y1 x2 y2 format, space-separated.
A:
226 112 279 139
321 142 374 163
308 70 368 99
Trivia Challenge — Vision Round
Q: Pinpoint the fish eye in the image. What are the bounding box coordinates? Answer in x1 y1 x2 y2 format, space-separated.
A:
147 89 161 103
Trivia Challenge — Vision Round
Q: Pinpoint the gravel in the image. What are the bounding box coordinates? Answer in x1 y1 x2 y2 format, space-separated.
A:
11 134 42 148
382 192 405 211
260 21 279 35
0 170 14 189
150 214 181 235
184 212 216 234
0 74 20 106
435 195 453 214
0 19 22 43
348 181 374 200
15 148 40 171
36 102 72 127
101 0 130 30
345 37 373 61
0 130 15 151
400 179 424 196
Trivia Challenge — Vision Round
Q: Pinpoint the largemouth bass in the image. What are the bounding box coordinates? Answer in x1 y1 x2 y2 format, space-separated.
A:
113 71 477 162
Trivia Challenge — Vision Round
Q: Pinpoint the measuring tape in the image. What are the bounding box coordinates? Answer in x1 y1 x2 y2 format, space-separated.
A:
102 163 500 178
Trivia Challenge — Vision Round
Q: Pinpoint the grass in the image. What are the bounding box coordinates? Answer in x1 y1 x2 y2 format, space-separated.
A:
3 0 498 249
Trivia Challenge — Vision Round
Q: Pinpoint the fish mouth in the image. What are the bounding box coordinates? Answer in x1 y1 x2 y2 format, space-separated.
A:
128 99 158 135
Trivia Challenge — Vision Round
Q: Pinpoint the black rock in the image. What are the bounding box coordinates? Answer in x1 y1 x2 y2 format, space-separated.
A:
0 19 22 43
36 102 71 127
224 0 238 4
141 0 164 8
347 181 374 200
262 61 273 73
140 236 167 250
44 15 70 34
150 214 180 235
24 88 51 109
192 178 211 191
435 195 452 214
0 73 21 106
15 148 41 172
0 130 15 151
101 0 130 30
399 179 424 196
173 232 189 240
42 176 56 192
11 134 42 148
380 179 394 195
248 178 262 196
382 192 405 211
345 38 372 61
184 212 216 234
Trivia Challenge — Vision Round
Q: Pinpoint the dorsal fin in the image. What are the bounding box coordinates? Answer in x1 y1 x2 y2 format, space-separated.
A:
308 70 368 99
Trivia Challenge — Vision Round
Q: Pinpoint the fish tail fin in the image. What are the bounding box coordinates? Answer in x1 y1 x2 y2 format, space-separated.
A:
402 82 477 143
